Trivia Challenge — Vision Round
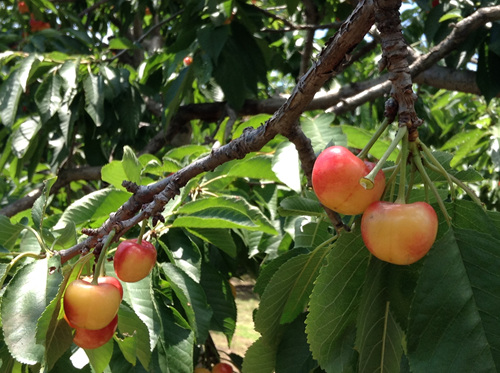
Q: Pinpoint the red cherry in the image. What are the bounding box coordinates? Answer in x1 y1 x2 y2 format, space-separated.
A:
73 315 118 350
183 56 193 66
361 201 438 265
312 146 385 215
114 239 157 282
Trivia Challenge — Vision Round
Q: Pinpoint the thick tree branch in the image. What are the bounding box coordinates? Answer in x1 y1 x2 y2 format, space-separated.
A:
56 0 376 264
375 0 422 139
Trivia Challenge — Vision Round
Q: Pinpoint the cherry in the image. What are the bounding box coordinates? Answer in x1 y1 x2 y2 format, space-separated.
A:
312 146 385 215
73 315 118 350
212 362 233 373
63 278 121 330
114 238 157 282
183 56 193 66
361 201 438 265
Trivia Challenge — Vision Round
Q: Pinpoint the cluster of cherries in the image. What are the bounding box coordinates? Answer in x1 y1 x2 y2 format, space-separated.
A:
63 238 157 349
312 146 438 265
17 2 51 32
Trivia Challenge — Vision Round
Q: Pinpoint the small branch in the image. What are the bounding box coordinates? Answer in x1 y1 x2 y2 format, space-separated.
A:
78 0 110 18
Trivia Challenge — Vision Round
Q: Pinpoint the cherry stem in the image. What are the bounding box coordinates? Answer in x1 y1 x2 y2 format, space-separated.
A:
384 148 403 202
137 219 147 245
357 117 390 160
395 131 409 204
418 140 456 200
91 229 116 285
410 142 452 226
406 162 417 203
360 125 408 190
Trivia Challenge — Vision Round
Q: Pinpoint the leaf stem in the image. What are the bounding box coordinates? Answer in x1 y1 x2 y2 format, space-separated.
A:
0 252 46 289
357 117 390 160
25 226 51 254
360 125 407 190
92 229 116 284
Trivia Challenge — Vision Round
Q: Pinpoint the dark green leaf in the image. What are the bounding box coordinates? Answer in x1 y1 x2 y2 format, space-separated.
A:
0 71 23 127
83 73 105 126
278 196 324 217
407 227 500 371
11 117 42 158
0 215 25 250
242 336 277 373
35 74 63 123
161 263 212 341
1 257 63 365
200 263 236 344
355 259 404 373
306 224 370 372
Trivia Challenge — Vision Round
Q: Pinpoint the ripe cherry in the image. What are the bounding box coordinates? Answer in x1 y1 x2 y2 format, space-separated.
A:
312 146 385 215
63 278 121 330
361 201 438 265
212 362 233 373
183 56 193 66
114 238 157 282
73 315 118 350
194 368 211 373
17 1 29 14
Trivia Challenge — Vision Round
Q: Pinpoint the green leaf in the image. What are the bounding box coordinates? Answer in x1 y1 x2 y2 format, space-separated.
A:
254 242 331 338
187 228 237 258
152 299 194 373
32 177 57 231
242 336 278 373
200 263 236 344
341 124 398 161
83 73 105 127
197 25 229 62
306 224 370 372
117 264 162 352
0 215 26 250
174 196 277 234
0 71 23 127
294 220 334 249
116 303 152 369
271 141 301 193
275 314 318 373
477 42 500 103
54 188 131 229
17 54 39 92
407 225 500 371
438 8 462 22
11 117 42 158
161 263 212 341
109 37 135 50
85 338 114 373
35 74 63 123
355 259 404 373
161 228 202 282
254 247 310 296
278 195 324 217
101 145 142 190
1 257 63 365
227 154 280 182
301 114 345 153
36 256 73 370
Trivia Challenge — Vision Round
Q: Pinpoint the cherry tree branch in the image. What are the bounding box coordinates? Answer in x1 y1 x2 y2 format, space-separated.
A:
56 0 376 264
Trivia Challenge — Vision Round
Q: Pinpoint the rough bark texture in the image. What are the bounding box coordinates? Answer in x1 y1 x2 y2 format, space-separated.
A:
374 0 422 139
